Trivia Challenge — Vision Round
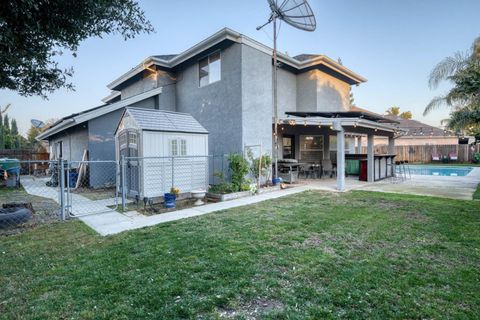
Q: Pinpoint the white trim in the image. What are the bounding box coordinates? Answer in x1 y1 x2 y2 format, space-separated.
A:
278 116 398 134
106 28 366 90
37 87 163 140
101 91 121 103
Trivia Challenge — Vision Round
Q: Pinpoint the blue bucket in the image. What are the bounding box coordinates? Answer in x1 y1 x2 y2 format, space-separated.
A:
164 193 176 208
272 177 282 185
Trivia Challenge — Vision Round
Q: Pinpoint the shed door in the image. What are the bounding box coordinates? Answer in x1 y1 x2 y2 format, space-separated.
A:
120 131 140 196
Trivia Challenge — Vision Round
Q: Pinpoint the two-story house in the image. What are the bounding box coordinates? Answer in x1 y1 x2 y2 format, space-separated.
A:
37 28 398 190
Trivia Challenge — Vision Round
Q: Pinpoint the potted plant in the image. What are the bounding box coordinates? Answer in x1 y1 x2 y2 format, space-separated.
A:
164 187 180 208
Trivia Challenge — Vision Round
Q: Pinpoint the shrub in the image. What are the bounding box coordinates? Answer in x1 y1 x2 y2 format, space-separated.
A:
227 153 249 192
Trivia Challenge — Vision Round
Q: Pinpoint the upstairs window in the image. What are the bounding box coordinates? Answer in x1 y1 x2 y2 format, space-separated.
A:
199 52 221 87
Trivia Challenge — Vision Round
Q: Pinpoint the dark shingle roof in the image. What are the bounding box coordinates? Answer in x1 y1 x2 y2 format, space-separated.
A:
383 115 453 137
293 54 321 61
152 54 178 61
126 108 208 134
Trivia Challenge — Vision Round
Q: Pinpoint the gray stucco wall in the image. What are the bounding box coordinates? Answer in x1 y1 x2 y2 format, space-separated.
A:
296 69 352 112
176 43 243 156
157 70 176 111
87 101 156 187
241 44 273 156
49 124 88 162
277 68 297 117
296 71 318 111
121 74 157 100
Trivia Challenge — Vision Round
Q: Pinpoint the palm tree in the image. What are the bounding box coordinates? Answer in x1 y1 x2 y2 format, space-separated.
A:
424 36 480 116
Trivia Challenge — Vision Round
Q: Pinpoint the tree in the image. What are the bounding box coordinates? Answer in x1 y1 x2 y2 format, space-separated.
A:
3 114 10 135
424 37 480 115
0 0 153 98
386 106 400 116
400 111 412 119
0 114 3 149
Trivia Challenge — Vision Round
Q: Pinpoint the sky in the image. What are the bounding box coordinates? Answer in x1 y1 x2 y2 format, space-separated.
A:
1 0 479 135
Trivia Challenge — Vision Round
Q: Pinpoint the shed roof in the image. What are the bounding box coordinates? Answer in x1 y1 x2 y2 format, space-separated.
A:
125 108 208 134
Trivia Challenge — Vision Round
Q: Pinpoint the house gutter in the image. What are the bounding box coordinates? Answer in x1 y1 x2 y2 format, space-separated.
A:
36 87 163 141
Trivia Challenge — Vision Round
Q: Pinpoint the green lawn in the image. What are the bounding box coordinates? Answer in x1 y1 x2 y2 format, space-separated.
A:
1 191 480 319
474 183 480 200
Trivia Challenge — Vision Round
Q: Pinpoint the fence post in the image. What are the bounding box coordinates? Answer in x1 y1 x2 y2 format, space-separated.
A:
171 156 175 189
121 155 127 212
58 158 66 220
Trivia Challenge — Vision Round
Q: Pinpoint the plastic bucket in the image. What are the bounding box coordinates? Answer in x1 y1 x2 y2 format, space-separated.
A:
164 193 176 208
69 172 78 188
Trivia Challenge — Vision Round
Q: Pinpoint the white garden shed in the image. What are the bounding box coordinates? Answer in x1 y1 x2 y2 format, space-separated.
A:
115 107 209 199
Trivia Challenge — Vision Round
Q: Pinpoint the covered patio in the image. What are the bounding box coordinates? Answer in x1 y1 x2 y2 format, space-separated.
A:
275 111 400 191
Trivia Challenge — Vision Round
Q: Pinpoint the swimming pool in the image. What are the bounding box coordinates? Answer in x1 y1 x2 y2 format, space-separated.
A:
397 165 473 177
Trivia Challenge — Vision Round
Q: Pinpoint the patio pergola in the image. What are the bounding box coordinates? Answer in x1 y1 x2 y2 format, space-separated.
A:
278 111 400 191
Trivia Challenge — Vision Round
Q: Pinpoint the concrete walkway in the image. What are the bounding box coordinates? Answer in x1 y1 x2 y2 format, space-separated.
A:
79 186 310 236
361 167 480 200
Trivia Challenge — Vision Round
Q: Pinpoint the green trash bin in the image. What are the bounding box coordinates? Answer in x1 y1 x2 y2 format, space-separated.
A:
346 159 360 175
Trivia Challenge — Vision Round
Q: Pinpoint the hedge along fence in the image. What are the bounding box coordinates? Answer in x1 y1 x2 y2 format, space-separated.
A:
361 144 480 163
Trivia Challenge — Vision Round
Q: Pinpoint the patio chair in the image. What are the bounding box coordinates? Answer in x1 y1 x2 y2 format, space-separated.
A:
432 153 441 162
299 163 316 179
321 159 336 178
448 152 458 161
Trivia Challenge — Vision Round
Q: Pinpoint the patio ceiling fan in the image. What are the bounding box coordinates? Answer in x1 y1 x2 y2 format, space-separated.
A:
257 0 316 177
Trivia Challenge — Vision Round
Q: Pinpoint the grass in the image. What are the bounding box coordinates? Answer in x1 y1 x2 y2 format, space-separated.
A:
474 183 480 200
1 190 480 319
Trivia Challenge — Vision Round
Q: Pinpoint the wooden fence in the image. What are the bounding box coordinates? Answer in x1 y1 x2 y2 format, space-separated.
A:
0 149 49 161
361 144 480 163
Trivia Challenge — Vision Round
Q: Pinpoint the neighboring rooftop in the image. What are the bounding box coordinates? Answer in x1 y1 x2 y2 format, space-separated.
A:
383 115 454 137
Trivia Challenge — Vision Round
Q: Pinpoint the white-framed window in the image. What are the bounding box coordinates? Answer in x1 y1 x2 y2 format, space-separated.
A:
128 131 138 147
118 131 127 150
180 139 187 156
170 138 187 156
199 52 221 87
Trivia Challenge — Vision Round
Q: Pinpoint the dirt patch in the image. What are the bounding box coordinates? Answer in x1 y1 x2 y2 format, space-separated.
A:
0 187 60 236
218 298 284 319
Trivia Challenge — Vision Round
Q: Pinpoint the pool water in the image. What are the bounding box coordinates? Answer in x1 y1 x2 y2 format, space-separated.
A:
397 165 473 177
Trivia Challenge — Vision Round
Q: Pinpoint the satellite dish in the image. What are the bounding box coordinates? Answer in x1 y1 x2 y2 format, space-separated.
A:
257 0 317 178
267 0 316 31
31 119 45 128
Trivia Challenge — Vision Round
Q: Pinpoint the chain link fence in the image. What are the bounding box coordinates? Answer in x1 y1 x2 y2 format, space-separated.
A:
1 155 231 235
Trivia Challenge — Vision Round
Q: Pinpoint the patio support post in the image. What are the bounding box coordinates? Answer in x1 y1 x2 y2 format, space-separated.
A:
367 134 374 182
388 135 395 154
323 133 330 160
356 136 362 154
334 122 345 191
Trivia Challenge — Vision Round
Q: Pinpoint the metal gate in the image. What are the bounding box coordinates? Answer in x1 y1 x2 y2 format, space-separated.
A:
65 160 120 217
